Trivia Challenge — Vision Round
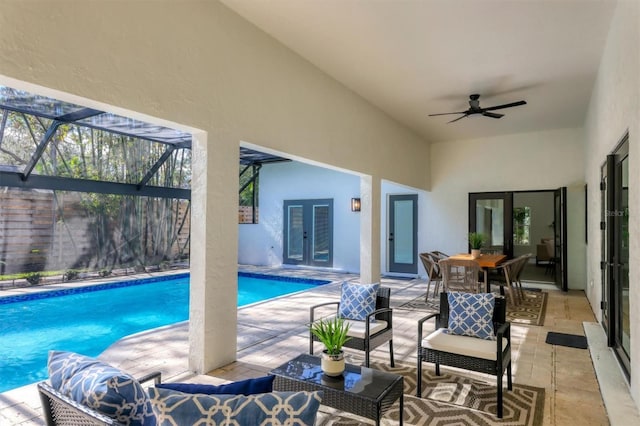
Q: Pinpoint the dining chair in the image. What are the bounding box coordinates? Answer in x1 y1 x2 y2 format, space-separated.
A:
438 258 484 293
419 253 442 299
511 253 533 301
430 250 449 260
488 257 521 305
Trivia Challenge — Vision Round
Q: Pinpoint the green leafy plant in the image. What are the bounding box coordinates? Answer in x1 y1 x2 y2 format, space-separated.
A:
25 272 42 285
468 232 486 250
64 269 80 281
98 268 112 277
310 317 351 356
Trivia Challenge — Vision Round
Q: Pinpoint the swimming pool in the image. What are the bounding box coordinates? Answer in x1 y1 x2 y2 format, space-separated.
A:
0 272 330 393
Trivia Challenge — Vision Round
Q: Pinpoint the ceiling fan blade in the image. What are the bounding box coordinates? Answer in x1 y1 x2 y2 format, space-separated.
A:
447 114 469 124
483 100 527 111
482 111 504 119
428 111 467 117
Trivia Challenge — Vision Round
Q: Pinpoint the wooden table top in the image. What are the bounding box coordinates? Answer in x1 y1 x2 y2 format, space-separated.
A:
450 253 507 268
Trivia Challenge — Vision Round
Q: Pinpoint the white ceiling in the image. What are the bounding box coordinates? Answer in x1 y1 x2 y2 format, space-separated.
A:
221 0 617 143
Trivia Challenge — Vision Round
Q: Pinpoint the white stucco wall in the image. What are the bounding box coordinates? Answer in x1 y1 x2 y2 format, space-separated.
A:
0 1 430 374
583 0 640 404
428 127 586 289
238 161 361 272
238 164 432 277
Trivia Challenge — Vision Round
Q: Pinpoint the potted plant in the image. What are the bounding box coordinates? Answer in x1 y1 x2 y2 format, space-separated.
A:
310 317 351 377
468 232 485 259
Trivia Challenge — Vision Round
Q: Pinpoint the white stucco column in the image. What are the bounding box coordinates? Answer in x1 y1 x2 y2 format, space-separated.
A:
360 175 381 284
189 132 238 374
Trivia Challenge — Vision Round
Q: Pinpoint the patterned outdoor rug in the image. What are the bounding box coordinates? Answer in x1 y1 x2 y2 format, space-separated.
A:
398 290 548 326
316 361 545 425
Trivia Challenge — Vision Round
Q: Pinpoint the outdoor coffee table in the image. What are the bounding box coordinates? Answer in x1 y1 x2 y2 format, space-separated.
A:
269 353 403 425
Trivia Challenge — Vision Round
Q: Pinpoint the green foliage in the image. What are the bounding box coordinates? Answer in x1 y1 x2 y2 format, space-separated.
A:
310 317 351 355
0 108 192 275
98 268 112 277
513 207 531 245
25 272 42 285
468 232 486 249
64 269 80 281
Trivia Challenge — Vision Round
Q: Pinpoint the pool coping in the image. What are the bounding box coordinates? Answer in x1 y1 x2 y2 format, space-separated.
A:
0 269 335 305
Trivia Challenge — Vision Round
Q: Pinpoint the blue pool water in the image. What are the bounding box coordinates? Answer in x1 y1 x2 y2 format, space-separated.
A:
0 272 329 393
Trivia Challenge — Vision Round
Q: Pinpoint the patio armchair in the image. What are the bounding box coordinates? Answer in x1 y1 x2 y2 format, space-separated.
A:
417 292 512 418
309 282 394 367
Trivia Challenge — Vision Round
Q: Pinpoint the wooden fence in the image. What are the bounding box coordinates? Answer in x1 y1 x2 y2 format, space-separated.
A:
0 188 190 275
238 206 259 224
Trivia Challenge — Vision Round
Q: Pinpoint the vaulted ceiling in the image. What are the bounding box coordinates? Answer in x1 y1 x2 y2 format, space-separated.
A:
221 0 617 143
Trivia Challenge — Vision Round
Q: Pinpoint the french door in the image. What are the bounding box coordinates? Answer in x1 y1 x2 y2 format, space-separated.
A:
602 135 630 377
388 194 418 274
468 192 514 258
283 199 333 267
469 190 567 290
553 187 568 291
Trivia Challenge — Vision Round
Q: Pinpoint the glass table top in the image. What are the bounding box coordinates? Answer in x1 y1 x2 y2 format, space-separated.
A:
270 353 402 400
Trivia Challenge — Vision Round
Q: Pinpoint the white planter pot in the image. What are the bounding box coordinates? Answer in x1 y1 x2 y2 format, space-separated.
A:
321 350 345 377
471 249 481 259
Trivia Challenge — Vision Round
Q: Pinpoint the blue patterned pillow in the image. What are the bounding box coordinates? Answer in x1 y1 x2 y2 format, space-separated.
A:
156 375 274 395
48 351 156 426
339 281 379 321
149 387 322 425
447 292 496 340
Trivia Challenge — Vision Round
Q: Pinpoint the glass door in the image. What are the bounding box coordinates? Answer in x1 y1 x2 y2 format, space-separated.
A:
553 187 568 291
283 199 333 267
600 162 610 335
605 136 630 376
601 135 631 378
388 194 418 274
469 192 513 258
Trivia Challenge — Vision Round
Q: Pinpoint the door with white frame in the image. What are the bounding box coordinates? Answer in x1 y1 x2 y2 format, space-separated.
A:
283 199 333 267
388 194 418 274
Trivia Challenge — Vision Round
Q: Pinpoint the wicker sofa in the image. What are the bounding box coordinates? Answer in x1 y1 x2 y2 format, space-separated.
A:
38 371 161 426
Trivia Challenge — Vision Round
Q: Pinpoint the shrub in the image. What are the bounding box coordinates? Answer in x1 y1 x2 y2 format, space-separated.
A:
64 269 80 281
99 268 112 277
25 272 42 285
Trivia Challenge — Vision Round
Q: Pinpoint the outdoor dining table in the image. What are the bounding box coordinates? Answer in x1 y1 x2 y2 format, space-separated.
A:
449 253 508 292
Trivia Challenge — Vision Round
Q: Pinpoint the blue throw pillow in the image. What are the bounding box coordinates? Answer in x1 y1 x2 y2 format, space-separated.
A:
447 292 496 340
149 387 322 425
48 351 156 426
339 281 379 321
156 375 274 395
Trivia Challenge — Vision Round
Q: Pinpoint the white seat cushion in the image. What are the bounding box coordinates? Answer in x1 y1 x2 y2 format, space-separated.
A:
421 328 508 361
344 319 388 339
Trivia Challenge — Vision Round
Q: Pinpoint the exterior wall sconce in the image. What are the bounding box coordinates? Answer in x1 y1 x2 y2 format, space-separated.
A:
351 198 361 212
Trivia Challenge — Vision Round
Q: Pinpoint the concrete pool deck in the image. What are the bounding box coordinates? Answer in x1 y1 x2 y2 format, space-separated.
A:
0 266 638 424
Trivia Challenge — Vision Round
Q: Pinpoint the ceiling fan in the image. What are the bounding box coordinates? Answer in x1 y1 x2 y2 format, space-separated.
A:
429 94 527 123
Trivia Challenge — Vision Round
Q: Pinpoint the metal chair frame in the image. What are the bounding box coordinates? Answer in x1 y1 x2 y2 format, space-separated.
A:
309 286 394 368
417 293 512 418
